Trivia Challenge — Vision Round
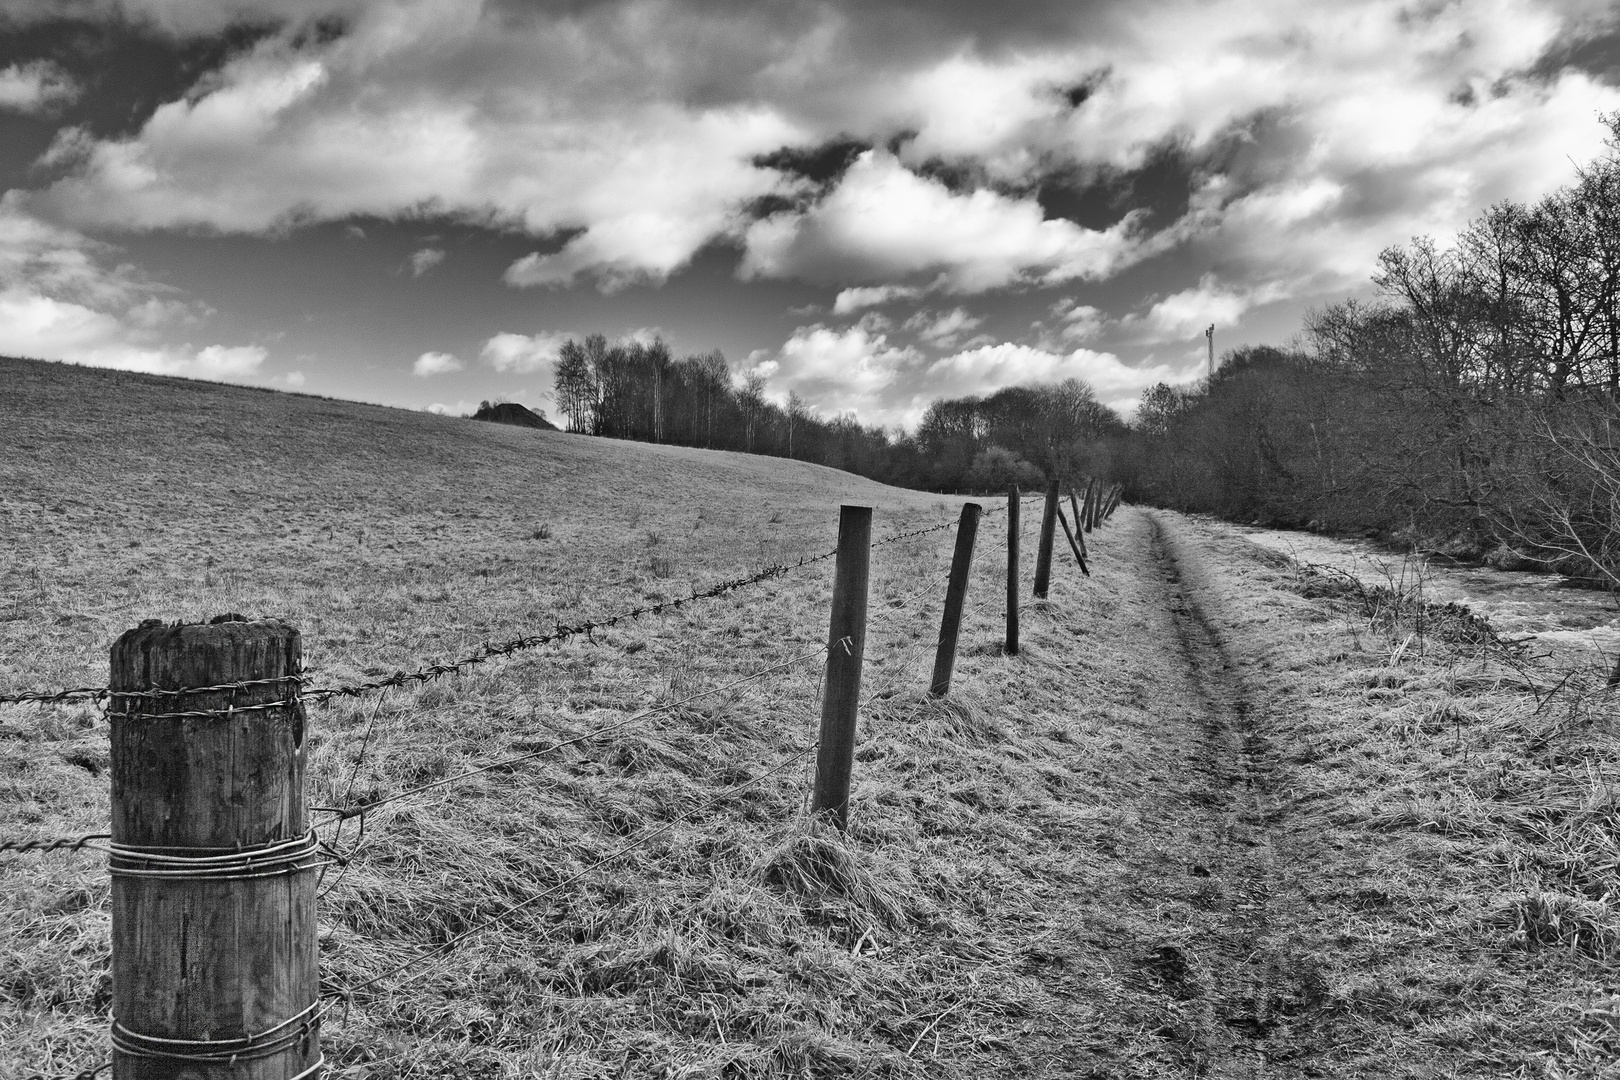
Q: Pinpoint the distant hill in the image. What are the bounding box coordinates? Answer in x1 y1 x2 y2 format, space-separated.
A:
471 401 556 430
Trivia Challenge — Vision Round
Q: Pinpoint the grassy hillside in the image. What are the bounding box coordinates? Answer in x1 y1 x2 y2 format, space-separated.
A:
4 356 1618 1078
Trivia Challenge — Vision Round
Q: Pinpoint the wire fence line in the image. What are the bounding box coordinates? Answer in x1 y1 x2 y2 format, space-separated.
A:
0 499 1007 709
2 494 1072 1078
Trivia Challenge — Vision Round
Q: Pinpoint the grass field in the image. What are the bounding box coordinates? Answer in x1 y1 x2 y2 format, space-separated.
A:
3 355 1619 1078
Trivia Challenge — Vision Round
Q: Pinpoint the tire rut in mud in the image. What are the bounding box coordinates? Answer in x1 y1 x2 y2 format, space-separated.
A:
1144 512 1322 1079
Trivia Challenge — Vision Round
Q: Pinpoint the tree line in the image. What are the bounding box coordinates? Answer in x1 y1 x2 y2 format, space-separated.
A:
550 332 1126 493
1120 115 1620 585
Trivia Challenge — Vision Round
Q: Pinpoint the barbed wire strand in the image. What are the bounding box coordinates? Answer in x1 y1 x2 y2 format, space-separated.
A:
0 501 1007 708
1 833 111 857
324 739 821 1002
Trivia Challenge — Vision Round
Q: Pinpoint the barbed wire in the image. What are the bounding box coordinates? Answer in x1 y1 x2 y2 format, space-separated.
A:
323 738 821 1002
0 833 110 856
0 500 1011 709
0 548 839 708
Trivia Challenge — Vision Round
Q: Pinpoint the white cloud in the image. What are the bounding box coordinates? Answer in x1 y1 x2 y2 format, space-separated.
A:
284 370 306 387
764 322 923 417
413 350 463 376
740 150 1153 293
0 60 78 113
927 342 1199 414
1053 302 1106 343
1123 274 1294 344
0 195 268 382
426 400 479 416
479 331 570 374
904 307 984 349
409 247 445 277
831 284 924 314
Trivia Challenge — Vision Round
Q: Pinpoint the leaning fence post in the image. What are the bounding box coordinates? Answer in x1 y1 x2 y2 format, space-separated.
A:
1005 485 1020 656
812 506 872 830
1032 477 1059 599
1067 489 1089 562
929 502 982 696
1082 477 1097 532
109 616 319 1080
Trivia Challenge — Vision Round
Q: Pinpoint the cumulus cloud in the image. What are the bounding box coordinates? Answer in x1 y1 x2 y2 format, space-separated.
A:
926 342 1198 414
0 194 268 381
1119 274 1294 345
409 247 445 277
740 150 1153 292
831 284 925 314
21 0 1620 310
0 60 78 113
479 331 571 375
412 350 462 376
904 307 985 349
426 400 479 416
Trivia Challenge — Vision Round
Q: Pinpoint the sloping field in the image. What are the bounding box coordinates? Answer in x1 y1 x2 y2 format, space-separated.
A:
3 356 1619 1078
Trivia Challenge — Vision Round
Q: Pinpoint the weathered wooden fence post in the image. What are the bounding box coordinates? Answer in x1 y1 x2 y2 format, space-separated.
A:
1032 478 1059 599
812 506 872 830
1005 485 1020 656
109 616 320 1080
1082 477 1098 532
930 502 982 696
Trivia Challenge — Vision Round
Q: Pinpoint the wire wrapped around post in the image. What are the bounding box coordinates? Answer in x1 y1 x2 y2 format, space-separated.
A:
109 616 321 1080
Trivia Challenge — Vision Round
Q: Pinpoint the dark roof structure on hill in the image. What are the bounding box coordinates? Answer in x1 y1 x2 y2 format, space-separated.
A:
471 401 557 430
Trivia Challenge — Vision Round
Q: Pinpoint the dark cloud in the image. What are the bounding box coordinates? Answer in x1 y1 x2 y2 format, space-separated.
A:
752 138 871 187
0 15 276 188
1035 141 1197 231
1528 20 1620 86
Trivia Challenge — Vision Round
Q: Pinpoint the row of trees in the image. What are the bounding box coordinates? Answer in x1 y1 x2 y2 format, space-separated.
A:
548 332 1125 493
1122 115 1620 583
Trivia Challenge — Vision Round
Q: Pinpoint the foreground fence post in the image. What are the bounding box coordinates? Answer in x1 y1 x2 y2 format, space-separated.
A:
930 502 982 696
110 616 319 1080
812 506 872 830
1005 485 1020 656
1032 478 1059 599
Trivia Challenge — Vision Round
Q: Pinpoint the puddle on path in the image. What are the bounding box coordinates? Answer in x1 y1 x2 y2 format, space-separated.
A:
1218 522 1620 662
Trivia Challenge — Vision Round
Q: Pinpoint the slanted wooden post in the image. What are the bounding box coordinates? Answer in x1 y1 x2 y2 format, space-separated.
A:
930 502 982 696
812 506 872 830
1082 477 1098 532
1067 489 1089 562
1032 478 1059 599
1056 504 1090 577
109 616 319 1080
1005 485 1020 656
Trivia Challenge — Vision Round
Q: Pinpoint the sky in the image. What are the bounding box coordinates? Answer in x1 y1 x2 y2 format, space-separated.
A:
2 0 1618 429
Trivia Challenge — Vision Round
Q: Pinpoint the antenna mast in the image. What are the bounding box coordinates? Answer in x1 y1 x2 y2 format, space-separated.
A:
1205 324 1214 378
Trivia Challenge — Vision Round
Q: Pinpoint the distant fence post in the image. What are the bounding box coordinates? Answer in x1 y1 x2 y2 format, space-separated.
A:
1082 477 1097 532
1005 485 1020 656
930 502 982 696
109 616 320 1080
1033 478 1059 599
812 506 872 830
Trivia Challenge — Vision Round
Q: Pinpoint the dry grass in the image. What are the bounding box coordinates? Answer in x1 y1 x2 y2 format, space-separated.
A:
3 356 1617 1077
